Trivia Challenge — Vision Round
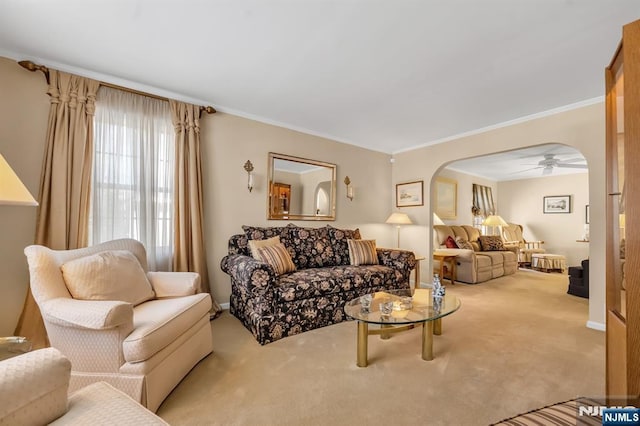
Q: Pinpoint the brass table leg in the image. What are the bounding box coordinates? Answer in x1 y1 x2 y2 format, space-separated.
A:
381 324 392 340
422 321 434 361
357 321 368 367
434 318 442 335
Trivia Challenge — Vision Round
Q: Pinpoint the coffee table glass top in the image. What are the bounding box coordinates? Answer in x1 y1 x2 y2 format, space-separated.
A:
344 289 461 325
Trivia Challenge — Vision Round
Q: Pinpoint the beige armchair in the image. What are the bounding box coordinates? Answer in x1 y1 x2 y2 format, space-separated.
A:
502 223 545 267
24 239 213 412
0 347 168 425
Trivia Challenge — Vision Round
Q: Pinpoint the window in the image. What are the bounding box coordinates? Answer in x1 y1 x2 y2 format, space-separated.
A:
472 183 495 226
90 87 175 271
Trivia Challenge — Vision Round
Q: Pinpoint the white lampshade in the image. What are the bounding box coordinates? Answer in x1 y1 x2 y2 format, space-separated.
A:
0 154 38 206
482 215 507 227
433 212 445 226
385 212 412 225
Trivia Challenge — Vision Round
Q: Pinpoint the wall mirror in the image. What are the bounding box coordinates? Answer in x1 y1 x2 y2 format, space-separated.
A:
267 152 336 221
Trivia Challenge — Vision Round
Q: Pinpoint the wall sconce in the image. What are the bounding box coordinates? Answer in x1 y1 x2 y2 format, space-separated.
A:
244 160 254 192
344 176 353 201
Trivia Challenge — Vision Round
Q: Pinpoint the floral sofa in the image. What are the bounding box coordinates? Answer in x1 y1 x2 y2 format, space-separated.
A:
220 224 416 345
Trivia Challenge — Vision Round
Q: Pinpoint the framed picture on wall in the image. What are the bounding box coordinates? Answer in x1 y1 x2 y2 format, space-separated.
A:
543 195 571 214
435 177 457 219
396 181 424 207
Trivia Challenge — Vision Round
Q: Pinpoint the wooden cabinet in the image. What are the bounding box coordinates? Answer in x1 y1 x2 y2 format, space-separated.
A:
605 18 640 406
270 182 291 216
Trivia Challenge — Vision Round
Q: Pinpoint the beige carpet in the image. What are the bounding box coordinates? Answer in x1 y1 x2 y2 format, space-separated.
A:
156 269 604 426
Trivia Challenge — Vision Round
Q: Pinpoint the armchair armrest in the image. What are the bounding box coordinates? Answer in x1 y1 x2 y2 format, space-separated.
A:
147 271 200 298
0 348 70 425
41 298 133 330
221 254 277 299
376 248 416 275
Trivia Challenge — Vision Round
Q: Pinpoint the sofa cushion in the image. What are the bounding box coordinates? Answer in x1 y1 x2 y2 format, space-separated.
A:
280 225 335 269
254 243 297 276
61 250 155 306
347 239 379 266
248 236 281 259
124 293 211 363
327 225 362 265
455 237 473 250
479 235 506 251
242 225 284 241
275 264 397 302
479 251 506 265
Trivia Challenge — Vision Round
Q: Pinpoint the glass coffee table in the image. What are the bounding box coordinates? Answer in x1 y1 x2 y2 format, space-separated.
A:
344 289 461 367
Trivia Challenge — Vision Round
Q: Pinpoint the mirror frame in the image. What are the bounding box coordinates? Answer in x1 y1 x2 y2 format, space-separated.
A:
267 152 337 221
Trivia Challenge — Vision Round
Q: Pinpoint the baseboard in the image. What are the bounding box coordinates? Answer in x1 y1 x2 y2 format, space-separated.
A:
586 320 605 332
219 302 230 310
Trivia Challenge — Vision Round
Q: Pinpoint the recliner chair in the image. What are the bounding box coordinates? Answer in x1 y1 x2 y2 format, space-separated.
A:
502 223 545 267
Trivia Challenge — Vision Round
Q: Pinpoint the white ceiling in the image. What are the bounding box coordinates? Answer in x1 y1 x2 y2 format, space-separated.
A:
446 143 588 182
0 1 638 154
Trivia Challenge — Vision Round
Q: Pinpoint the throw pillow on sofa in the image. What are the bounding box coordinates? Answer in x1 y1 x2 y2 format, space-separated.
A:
478 235 506 251
61 250 155 306
455 237 474 251
248 236 281 259
347 239 379 266
327 225 362 265
254 243 297 276
445 236 458 248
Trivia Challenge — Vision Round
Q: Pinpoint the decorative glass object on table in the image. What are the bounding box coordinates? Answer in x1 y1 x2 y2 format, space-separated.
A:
359 294 373 313
0 336 32 361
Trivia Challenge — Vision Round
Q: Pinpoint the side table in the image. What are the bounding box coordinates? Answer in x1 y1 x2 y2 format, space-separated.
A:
433 252 457 285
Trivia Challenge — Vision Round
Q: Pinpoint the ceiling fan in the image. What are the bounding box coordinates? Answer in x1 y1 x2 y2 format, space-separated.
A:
521 153 588 175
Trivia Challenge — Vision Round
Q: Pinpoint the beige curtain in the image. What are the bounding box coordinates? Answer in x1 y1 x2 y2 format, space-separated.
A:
170 100 222 317
14 71 99 348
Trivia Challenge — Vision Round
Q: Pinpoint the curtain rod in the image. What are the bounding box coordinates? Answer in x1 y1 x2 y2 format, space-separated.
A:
18 60 216 115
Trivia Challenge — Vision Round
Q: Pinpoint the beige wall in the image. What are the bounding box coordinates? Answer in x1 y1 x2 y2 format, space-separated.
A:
499 173 590 267
0 57 49 335
393 103 605 328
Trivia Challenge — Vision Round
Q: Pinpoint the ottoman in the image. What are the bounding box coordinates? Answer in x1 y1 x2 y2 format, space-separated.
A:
531 253 566 273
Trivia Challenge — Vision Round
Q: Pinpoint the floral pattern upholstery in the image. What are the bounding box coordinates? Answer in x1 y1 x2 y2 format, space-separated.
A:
280 225 335 269
221 225 416 345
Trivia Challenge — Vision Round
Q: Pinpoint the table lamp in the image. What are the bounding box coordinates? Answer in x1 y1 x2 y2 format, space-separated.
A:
386 212 412 248
482 215 507 236
0 154 38 206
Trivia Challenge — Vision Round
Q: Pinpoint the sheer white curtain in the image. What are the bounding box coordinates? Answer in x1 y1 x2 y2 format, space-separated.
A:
91 87 175 271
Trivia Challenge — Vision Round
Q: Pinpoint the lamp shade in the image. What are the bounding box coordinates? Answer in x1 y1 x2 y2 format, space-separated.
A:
0 154 38 206
385 212 412 225
482 215 507 227
433 212 445 226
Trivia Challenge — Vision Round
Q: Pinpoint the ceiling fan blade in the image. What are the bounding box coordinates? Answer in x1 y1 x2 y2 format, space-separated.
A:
561 157 585 163
511 166 543 174
556 163 588 169
542 167 553 175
